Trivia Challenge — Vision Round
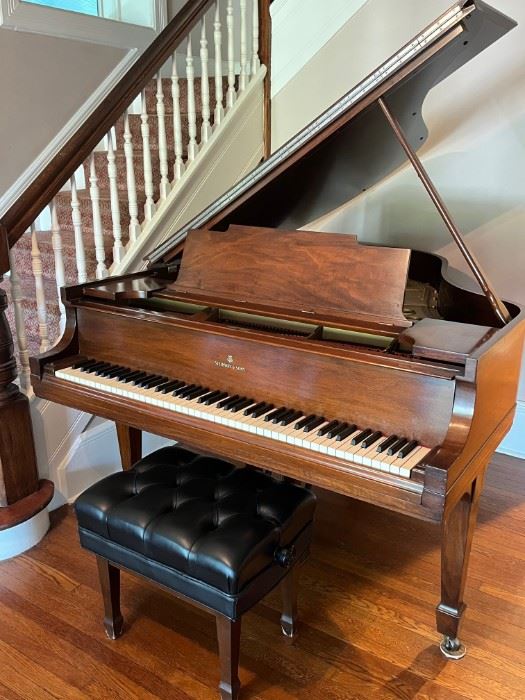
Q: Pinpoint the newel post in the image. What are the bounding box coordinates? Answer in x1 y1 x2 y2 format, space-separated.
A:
0 224 53 558
258 0 272 159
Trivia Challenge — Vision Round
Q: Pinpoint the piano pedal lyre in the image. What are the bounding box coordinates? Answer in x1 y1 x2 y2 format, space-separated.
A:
440 635 466 660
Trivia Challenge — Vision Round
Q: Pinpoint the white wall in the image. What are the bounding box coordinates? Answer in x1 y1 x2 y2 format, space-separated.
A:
0 29 128 205
271 0 525 455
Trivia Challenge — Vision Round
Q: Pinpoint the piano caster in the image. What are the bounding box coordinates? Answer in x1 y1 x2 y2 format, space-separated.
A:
440 636 466 660
280 620 297 639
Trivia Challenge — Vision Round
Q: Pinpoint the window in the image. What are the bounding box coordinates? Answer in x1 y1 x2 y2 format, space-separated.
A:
22 0 155 27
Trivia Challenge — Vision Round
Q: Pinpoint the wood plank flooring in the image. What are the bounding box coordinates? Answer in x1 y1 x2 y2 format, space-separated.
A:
0 453 523 699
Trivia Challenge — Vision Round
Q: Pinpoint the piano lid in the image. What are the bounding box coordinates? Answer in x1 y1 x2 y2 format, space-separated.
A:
156 226 413 333
147 0 516 263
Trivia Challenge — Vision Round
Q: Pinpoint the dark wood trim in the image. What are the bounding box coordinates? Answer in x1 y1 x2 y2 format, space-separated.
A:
216 617 241 700
96 556 124 640
0 225 9 276
0 0 214 249
115 423 142 471
0 283 42 508
258 0 272 159
0 479 54 530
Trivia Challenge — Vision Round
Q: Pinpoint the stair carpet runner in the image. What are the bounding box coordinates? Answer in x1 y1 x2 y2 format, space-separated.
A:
2 77 217 362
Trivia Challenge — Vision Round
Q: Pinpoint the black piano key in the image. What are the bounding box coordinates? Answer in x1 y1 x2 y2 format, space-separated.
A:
105 366 129 379
227 396 248 411
303 416 325 433
157 379 183 393
116 368 138 380
136 374 160 387
361 431 383 449
265 407 288 422
250 403 274 418
336 424 357 442
351 429 372 446
377 435 398 453
203 391 229 406
130 372 150 385
139 375 165 388
328 422 347 439
318 420 340 437
273 408 294 424
73 358 97 370
154 379 178 393
144 376 169 389
398 440 419 459
85 361 109 374
185 387 209 400
294 414 316 430
387 437 408 456
198 389 222 403
280 410 303 426
243 401 265 416
230 398 254 413
121 370 143 383
94 363 117 376
217 394 240 409
176 384 198 398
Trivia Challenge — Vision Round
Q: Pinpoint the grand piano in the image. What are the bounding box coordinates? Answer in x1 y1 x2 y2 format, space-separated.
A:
31 1 524 659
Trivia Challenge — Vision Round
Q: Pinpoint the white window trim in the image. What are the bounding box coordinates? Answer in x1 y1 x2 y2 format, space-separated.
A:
0 0 167 49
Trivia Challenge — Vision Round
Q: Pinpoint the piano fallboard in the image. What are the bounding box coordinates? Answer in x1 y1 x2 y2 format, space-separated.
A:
71 303 457 448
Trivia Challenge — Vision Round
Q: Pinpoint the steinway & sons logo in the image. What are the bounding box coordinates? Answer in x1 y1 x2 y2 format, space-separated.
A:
214 354 246 372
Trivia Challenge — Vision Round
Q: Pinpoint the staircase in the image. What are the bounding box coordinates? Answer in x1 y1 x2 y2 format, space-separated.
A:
1 76 215 358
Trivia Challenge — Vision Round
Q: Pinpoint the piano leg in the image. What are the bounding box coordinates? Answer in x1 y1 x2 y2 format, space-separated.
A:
436 464 488 659
115 423 142 471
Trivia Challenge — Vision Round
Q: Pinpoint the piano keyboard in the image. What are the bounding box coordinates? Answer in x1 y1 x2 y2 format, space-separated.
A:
56 359 431 478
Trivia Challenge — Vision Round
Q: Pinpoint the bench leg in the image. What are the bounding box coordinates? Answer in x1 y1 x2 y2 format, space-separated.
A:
280 568 299 639
216 616 241 700
96 556 124 640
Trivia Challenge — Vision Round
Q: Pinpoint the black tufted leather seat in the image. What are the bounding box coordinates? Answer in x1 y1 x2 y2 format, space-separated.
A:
75 446 316 699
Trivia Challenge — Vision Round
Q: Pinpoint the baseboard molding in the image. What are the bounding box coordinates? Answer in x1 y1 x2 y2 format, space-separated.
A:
497 400 525 460
0 48 139 218
0 508 50 561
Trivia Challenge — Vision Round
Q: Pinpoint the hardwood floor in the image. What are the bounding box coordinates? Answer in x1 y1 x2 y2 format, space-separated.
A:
0 453 523 699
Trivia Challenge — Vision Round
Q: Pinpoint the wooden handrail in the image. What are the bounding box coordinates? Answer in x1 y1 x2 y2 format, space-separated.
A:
0 0 214 256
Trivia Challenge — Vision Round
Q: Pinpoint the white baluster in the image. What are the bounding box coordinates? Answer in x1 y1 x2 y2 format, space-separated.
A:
252 0 260 75
123 110 141 241
141 89 156 220
70 175 87 284
186 36 198 161
107 129 125 264
239 0 248 91
50 199 66 332
214 2 225 126
30 224 50 353
89 153 109 279
200 19 212 144
171 56 186 182
8 249 30 391
226 0 236 108
156 73 170 200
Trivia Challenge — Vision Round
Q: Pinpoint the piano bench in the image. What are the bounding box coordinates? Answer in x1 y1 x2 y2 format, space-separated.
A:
75 445 316 700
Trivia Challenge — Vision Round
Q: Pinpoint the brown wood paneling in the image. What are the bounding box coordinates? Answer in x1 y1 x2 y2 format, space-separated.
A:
75 306 455 447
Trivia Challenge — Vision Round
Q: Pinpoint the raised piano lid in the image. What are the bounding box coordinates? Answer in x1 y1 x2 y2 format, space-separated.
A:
146 1 516 261
155 226 412 333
